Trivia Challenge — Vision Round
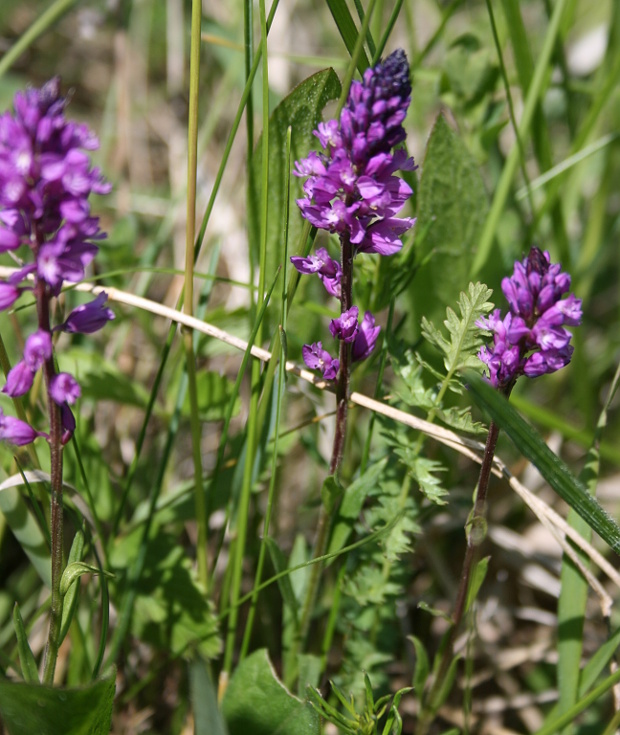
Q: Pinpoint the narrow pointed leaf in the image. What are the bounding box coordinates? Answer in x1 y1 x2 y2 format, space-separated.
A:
13 604 39 684
465 371 620 555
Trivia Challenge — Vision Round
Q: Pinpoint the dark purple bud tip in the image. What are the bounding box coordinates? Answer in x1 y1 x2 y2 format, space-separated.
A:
382 49 411 99
526 246 549 276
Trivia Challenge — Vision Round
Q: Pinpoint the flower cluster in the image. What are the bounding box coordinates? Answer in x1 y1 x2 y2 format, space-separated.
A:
0 78 114 445
293 50 415 380
477 247 582 389
295 49 416 256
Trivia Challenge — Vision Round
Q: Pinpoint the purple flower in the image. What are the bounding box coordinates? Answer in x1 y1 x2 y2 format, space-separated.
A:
302 342 340 381
290 248 342 298
329 306 359 343
59 291 115 334
477 247 582 389
50 372 81 405
3 360 34 398
352 311 381 362
0 409 41 446
295 50 416 256
24 330 52 370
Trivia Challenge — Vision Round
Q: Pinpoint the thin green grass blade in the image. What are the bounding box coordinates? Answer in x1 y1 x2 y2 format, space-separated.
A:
534 666 620 735
557 363 620 726
0 0 78 79
325 0 370 74
465 371 620 555
471 0 571 275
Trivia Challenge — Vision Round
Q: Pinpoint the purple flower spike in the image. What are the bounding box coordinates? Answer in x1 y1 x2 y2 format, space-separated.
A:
50 372 81 406
302 342 340 381
329 306 359 343
294 49 416 256
60 291 115 334
352 311 381 362
0 78 113 448
0 409 41 446
478 247 582 389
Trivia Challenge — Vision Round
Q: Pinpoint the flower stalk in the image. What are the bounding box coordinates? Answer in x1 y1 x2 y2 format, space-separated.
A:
0 78 113 683
292 50 416 658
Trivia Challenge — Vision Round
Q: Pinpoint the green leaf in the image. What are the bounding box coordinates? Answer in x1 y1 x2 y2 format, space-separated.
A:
421 282 494 374
190 657 229 735
265 537 299 626
110 529 221 659
465 556 489 613
60 562 114 597
410 635 430 695
0 480 50 588
465 371 620 555
321 475 343 515
415 115 489 323
13 604 39 684
221 649 319 735
181 371 241 421
0 670 115 735
328 459 388 556
250 69 341 299
59 530 85 646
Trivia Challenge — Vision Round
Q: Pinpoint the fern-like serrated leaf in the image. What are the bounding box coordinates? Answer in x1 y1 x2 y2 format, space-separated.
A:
421 282 494 375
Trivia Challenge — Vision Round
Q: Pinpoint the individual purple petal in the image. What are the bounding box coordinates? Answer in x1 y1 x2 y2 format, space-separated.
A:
23 330 52 371
2 361 34 397
329 306 359 342
0 282 21 310
0 409 40 446
0 227 20 252
59 292 115 333
352 311 381 362
60 403 76 441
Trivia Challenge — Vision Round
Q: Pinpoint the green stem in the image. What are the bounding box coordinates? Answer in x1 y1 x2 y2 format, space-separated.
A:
184 0 208 590
416 417 502 734
39 280 64 686
297 232 354 653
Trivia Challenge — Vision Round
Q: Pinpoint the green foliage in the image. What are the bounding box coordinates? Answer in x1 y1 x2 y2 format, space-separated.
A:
421 282 494 376
181 370 241 421
307 674 412 735
250 68 341 302
414 115 490 324
0 670 115 735
221 649 319 735
110 528 221 659
466 371 620 555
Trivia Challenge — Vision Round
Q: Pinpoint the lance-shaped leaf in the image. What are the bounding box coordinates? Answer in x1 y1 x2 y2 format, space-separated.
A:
465 370 620 555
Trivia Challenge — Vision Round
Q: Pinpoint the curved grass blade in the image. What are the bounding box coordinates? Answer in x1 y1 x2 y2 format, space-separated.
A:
465 371 620 555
